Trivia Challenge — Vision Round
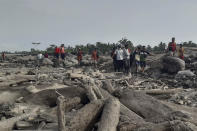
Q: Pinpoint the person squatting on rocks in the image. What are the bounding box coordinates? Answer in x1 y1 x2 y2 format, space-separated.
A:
178 44 184 60
123 44 131 74
77 48 83 66
92 48 99 68
1 52 5 61
140 46 151 73
60 44 65 60
111 47 117 72
114 45 124 72
168 37 177 56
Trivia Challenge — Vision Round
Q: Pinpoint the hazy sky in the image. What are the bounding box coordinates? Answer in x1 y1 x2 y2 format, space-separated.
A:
0 0 197 51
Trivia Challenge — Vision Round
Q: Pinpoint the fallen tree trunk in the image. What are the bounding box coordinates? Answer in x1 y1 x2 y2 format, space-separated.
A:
0 107 39 131
65 100 104 131
114 89 179 123
97 98 120 131
102 80 114 94
57 96 66 131
140 88 183 95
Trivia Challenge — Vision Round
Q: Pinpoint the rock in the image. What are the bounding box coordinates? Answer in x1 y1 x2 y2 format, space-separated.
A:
16 121 33 129
192 62 197 68
42 58 53 65
162 56 185 73
176 70 195 77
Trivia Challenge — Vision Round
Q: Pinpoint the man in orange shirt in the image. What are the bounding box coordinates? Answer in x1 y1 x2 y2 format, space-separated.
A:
92 48 99 67
60 44 65 60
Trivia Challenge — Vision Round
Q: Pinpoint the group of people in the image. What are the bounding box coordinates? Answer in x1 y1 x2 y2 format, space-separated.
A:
167 37 184 60
77 48 99 67
54 44 66 60
111 44 151 75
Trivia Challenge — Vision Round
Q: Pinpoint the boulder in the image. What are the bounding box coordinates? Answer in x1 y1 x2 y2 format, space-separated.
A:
162 56 185 73
176 70 195 78
42 58 53 65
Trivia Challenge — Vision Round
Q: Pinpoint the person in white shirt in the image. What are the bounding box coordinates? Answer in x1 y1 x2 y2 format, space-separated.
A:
123 44 131 74
114 45 124 72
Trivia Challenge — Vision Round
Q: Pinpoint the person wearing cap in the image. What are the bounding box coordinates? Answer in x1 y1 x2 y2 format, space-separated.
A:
123 44 131 74
77 48 83 66
114 44 124 72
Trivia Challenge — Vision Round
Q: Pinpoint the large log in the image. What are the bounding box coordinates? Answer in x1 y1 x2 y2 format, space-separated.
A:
97 98 120 131
102 80 115 94
57 96 66 131
114 89 179 123
0 107 39 131
65 100 104 131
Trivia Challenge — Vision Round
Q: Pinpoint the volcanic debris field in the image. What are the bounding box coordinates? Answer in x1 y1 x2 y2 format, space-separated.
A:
0 47 197 131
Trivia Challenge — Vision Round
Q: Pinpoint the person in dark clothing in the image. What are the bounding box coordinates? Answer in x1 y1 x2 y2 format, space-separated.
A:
140 46 150 73
133 47 141 74
111 47 117 72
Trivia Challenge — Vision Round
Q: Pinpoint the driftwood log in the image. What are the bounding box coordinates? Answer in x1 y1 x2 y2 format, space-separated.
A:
97 98 120 131
0 107 39 131
65 99 104 131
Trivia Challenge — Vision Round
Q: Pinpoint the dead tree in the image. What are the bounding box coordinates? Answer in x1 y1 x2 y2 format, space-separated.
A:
65 100 104 131
97 98 120 131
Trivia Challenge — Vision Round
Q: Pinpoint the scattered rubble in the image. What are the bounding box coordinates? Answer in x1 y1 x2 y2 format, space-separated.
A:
0 47 196 131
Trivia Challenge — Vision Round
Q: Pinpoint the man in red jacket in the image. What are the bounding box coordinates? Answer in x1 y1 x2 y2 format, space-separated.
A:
168 37 176 56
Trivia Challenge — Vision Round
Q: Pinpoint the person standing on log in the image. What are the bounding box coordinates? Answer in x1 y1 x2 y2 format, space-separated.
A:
178 44 184 60
114 45 124 72
123 44 131 75
140 46 150 73
77 48 83 66
168 37 176 56
92 48 99 68
60 44 65 60
111 46 117 72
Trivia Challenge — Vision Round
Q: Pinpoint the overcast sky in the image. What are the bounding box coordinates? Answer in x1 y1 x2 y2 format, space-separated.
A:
0 0 197 51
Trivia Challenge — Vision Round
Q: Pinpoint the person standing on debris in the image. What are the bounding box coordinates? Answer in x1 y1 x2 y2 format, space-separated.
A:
44 52 48 58
133 46 141 74
123 44 131 74
37 53 43 67
140 46 151 73
60 44 65 60
1 52 5 61
77 48 83 66
55 46 60 59
178 44 184 60
92 48 99 67
111 47 117 72
168 37 176 56
114 45 124 72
